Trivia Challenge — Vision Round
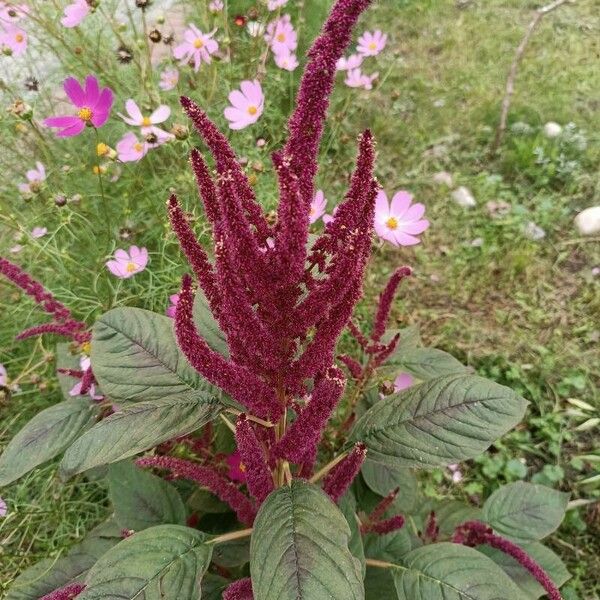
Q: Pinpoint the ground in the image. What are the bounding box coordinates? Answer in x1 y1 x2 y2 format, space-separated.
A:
0 0 598 596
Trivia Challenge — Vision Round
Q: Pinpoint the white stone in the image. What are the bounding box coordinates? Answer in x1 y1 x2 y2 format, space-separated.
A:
543 121 562 138
574 206 600 236
451 186 476 208
432 171 453 187
524 221 546 241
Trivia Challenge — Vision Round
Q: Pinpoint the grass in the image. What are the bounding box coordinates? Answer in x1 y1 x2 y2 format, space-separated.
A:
1 0 599 596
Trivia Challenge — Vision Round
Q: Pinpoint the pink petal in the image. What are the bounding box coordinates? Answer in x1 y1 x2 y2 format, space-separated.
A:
228 90 248 110
224 106 246 121
56 120 86 137
390 191 412 217
150 105 170 123
394 372 414 392
84 75 100 106
106 260 127 278
43 115 80 128
93 87 113 113
403 202 426 222
114 248 130 261
241 80 261 104
375 189 389 218
129 245 141 258
401 219 429 235
125 99 143 123
63 77 86 107
393 231 421 246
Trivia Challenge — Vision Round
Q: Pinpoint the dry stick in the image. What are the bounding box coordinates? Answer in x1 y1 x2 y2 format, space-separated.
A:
490 0 573 154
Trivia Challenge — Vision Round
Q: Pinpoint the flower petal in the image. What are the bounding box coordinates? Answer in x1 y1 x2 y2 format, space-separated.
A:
150 105 170 123
84 75 100 106
390 191 412 217
56 120 86 137
125 99 143 123
63 76 86 107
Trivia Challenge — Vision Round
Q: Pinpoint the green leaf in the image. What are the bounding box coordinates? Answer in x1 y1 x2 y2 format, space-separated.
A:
361 459 419 513
425 500 483 536
392 543 527 599
394 347 469 380
56 342 85 399
339 492 366 578
482 482 569 543
78 525 212 600
211 538 250 567
364 528 416 562
60 394 221 478
351 374 528 468
187 487 230 514
201 573 230 599
250 480 364 599
6 519 122 600
193 290 229 358
91 307 218 405
0 398 98 486
108 461 187 531
479 542 570 599
365 566 397 599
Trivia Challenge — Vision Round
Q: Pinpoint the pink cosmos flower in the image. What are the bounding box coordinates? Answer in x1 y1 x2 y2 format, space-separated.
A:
43 75 113 137
0 24 27 56
105 246 149 278
166 293 179 318
264 14 297 55
208 0 223 12
394 372 414 392
116 132 148 162
119 99 172 140
159 67 179 91
224 80 264 130
268 0 288 9
336 53 363 71
357 29 387 57
374 190 429 246
310 190 327 224
18 161 45 194
345 68 378 90
31 227 48 238
226 451 247 483
322 206 338 225
274 48 298 71
0 363 7 386
173 25 218 72
61 0 89 28
0 496 7 518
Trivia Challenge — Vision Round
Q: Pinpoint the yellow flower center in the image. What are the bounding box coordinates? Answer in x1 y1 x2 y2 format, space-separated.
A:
386 217 398 230
134 142 143 152
247 105 258 116
126 262 138 273
239 462 247 473
96 142 109 156
92 165 106 175
368 41 377 51
78 107 93 121
80 341 91 354
15 33 24 43
276 33 285 42
193 38 204 49
142 116 152 127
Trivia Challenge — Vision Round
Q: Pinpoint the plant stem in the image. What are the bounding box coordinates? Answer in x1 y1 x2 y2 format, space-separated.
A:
309 450 349 483
93 128 112 242
207 527 253 545
365 558 395 569
225 407 274 428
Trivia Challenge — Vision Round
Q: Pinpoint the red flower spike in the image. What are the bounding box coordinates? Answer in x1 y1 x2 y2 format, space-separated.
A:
136 455 256 526
235 415 274 503
371 266 412 343
453 521 562 600
40 583 85 600
323 442 367 503
224 578 254 600
338 354 363 380
369 487 400 523
365 515 405 535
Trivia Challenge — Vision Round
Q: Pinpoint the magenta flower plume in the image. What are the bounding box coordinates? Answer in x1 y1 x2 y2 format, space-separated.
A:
136 455 256 525
235 415 274 503
371 266 412 342
44 75 113 137
453 521 562 600
40 583 85 600
368 487 399 524
224 578 254 600
323 442 367 503
365 515 405 535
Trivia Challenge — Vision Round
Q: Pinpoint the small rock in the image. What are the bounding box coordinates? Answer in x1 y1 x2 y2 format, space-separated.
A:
524 221 546 241
433 98 445 108
486 200 511 218
543 121 562 138
470 238 483 247
432 171 453 187
574 206 600 235
591 266 599 277
451 186 476 208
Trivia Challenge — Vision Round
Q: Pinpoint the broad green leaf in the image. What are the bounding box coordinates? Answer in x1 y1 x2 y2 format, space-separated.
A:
91 307 218 404
482 482 569 543
351 374 528 468
188 487 230 514
365 566 397 599
211 538 250 567
201 573 230 599
108 461 187 531
479 542 570 599
193 290 229 358
364 528 416 562
394 347 469 380
6 519 122 600
392 543 527 600
0 398 98 486
79 525 212 600
250 480 364 600
339 492 366 578
361 459 419 513
424 500 483 536
60 394 221 478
